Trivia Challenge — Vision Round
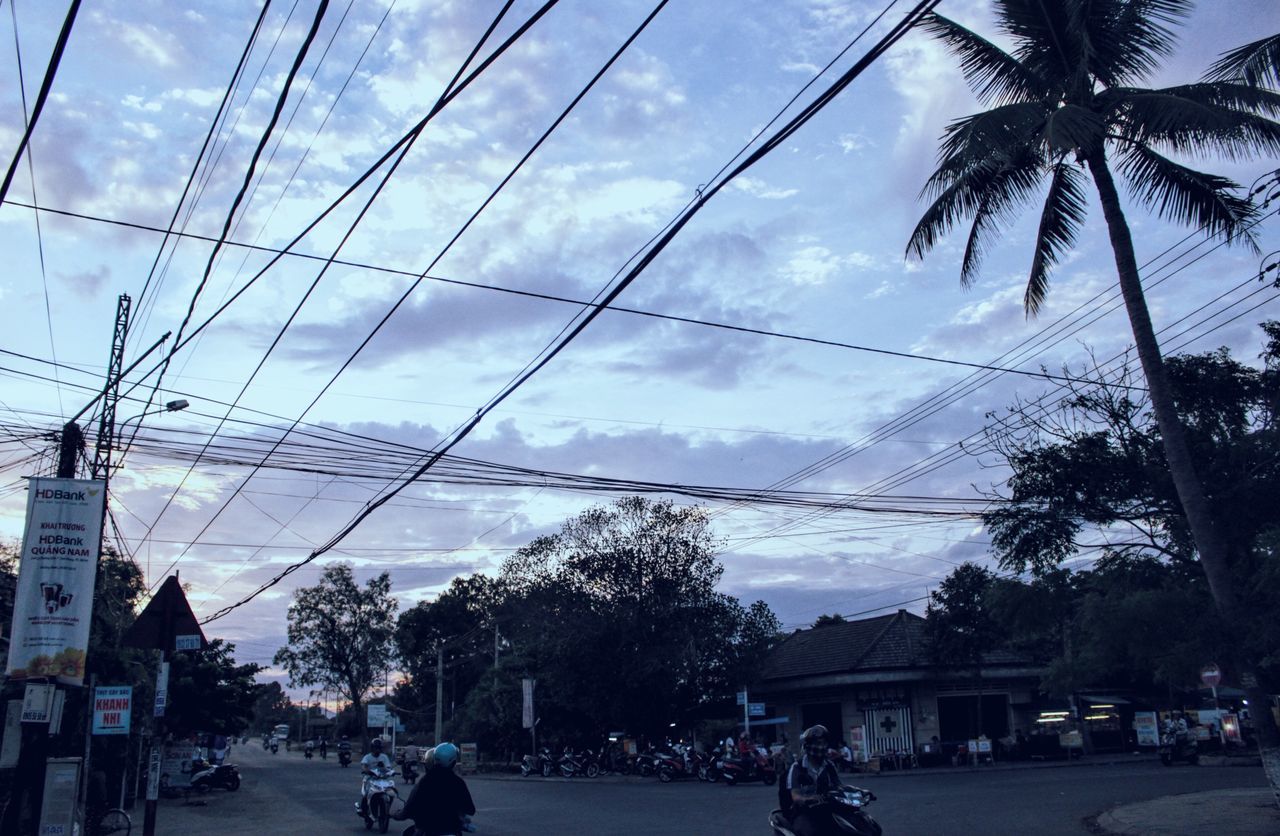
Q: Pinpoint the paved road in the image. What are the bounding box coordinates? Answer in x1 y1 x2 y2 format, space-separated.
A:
154 744 1268 835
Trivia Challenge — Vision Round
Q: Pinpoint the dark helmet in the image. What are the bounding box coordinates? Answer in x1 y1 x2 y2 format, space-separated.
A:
801 725 829 759
370 737 384 751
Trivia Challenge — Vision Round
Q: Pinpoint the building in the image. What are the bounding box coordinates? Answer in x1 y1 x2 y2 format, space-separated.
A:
752 610 1048 759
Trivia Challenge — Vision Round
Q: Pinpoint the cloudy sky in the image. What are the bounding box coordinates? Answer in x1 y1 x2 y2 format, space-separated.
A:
1 0 1277 688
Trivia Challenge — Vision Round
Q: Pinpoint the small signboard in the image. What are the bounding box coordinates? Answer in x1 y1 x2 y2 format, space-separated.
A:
1133 711 1160 747
92 686 132 735
848 725 868 763
747 702 766 717
459 742 478 773
522 678 536 729
367 704 387 728
1200 664 1222 688
38 757 81 836
174 634 202 652
736 691 748 706
0 701 22 768
22 683 54 723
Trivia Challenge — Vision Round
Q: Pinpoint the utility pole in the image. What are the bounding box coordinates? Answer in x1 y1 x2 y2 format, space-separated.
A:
493 623 500 669
434 645 444 745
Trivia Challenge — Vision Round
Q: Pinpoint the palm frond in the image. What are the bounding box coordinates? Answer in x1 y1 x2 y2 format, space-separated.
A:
1026 162 1088 315
921 13 1051 105
934 102 1048 172
1106 85 1280 160
959 152 1045 287
1092 0 1192 84
1116 145 1262 249
1204 33 1280 88
1043 103 1106 155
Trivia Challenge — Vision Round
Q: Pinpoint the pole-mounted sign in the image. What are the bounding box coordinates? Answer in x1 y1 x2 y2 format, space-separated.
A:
5 477 105 686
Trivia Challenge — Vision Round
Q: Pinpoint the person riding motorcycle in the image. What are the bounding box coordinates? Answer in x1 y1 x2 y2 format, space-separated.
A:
394 741 476 835
780 725 844 836
358 737 395 817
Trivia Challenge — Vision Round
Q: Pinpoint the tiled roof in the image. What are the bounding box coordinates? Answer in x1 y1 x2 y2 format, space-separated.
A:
758 610 924 681
758 609 1034 682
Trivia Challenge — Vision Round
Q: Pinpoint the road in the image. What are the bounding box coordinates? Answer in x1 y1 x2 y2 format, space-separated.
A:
153 743 1268 835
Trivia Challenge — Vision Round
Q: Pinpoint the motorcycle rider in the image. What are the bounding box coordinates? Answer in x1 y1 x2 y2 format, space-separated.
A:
358 737 395 818
338 735 353 765
780 725 843 836
319 737 328 759
394 742 476 835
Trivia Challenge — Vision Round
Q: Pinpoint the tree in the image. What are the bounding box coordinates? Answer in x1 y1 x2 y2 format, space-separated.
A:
812 613 846 628
165 639 262 736
925 563 1006 740
984 326 1280 688
250 682 294 734
273 563 397 733
493 497 779 743
906 0 1280 793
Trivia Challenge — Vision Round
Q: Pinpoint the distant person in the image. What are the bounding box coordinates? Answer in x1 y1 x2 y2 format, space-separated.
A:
838 741 853 772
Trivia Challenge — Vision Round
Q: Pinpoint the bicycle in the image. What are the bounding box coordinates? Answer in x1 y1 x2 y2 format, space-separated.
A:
89 807 132 836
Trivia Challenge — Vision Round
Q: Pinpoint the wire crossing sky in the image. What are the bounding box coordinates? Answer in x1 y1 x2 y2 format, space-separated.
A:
0 0 1277 673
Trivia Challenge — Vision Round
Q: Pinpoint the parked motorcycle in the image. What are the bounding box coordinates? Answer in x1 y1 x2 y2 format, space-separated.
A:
1158 731 1199 766
521 748 555 777
190 759 241 792
719 752 777 785
633 750 659 777
655 751 696 783
558 748 601 778
769 786 881 836
356 765 399 833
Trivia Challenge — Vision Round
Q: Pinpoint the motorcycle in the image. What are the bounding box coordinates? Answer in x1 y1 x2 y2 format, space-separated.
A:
269 739 279 755
356 765 399 833
558 748 601 778
339 748 353 768
261 737 270 751
304 744 314 760
401 757 418 784
521 748 555 777
1158 730 1199 766
190 759 241 792
655 751 695 783
769 786 881 836
633 750 659 777
719 752 777 785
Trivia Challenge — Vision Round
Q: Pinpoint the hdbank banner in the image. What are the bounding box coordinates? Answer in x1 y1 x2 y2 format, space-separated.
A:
6 477 105 685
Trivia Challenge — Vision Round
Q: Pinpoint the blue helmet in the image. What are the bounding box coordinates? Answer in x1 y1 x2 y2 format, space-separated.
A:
434 742 459 768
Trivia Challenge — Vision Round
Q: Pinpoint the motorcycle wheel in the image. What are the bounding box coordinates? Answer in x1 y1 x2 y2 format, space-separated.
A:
586 764 600 779
378 806 390 834
226 774 241 791
726 772 738 786
658 768 673 783
193 779 211 795
1159 752 1172 766
541 762 552 778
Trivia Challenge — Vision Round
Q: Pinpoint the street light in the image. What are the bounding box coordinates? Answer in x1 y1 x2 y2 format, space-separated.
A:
113 399 189 470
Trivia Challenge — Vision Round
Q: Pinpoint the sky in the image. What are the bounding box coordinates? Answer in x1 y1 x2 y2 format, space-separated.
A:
1 0 1277 695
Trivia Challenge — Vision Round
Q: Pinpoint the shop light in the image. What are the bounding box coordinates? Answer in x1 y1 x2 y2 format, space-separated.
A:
1038 717 1066 723
1091 704 1115 709
1040 711 1070 717
1084 714 1110 721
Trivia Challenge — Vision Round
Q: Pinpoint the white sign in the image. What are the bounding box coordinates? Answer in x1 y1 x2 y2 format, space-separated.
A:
0 702 21 767
92 686 132 735
1200 664 1222 688
736 690 748 706
174 634 201 651
748 702 766 717
367 703 387 728
522 678 536 729
153 661 169 718
6 478 105 686
1133 711 1160 747
22 683 54 723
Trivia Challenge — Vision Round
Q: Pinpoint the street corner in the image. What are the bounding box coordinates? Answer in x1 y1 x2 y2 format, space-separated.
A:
1090 788 1279 836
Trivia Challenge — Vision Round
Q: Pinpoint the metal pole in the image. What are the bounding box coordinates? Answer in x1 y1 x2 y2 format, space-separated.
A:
435 645 444 745
744 688 750 737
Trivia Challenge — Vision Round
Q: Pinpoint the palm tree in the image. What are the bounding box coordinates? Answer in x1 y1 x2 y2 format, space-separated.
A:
905 0 1280 801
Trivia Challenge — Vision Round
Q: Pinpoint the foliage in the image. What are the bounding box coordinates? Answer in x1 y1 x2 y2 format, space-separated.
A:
250 681 293 733
393 573 501 735
397 498 781 752
907 1 1280 314
980 325 1280 690
924 563 1004 672
0 539 17 643
273 563 398 722
165 639 262 736
812 613 846 628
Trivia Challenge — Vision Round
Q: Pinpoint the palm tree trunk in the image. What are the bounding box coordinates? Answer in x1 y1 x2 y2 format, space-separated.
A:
1087 151 1280 805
